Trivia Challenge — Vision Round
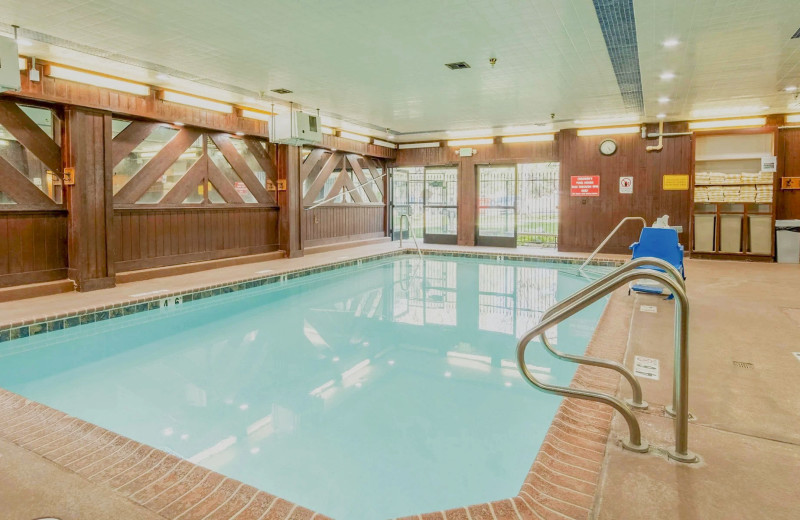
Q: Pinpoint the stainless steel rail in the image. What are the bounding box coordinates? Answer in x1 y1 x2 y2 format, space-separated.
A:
398 214 422 258
538 257 685 410
517 264 698 463
578 217 647 274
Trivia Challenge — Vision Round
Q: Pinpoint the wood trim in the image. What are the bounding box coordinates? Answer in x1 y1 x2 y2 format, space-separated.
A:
115 244 280 272
160 154 208 204
347 154 379 202
0 268 69 288
114 204 276 211
244 138 278 184
209 133 271 204
206 155 245 204
0 155 59 207
0 99 62 173
302 151 343 205
113 128 202 204
319 134 396 159
111 120 160 167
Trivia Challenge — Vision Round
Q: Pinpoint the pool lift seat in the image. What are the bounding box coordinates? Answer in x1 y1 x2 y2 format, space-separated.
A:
629 227 685 298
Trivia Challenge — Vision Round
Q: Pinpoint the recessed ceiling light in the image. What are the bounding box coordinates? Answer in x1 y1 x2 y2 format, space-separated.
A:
271 88 293 94
658 97 670 103
662 38 680 47
660 72 675 80
156 73 169 81
656 113 666 119
785 86 798 92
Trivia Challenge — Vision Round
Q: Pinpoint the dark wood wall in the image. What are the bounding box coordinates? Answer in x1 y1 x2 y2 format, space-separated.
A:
0 211 67 287
113 207 279 271
559 123 693 253
778 127 800 219
303 206 385 247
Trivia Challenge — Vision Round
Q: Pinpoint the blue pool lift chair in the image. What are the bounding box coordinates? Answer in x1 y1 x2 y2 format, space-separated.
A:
628 227 685 298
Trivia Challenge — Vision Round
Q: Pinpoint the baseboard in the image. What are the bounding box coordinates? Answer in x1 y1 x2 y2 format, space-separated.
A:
0 279 75 303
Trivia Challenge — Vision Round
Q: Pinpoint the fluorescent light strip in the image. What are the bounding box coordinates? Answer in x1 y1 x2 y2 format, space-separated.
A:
372 138 397 149
577 126 640 137
787 114 800 123
339 131 371 143
446 128 493 138
18 57 26 70
398 142 441 149
48 65 150 96
162 91 233 114
447 138 493 146
321 126 335 135
574 116 638 126
240 109 271 122
688 117 766 130
501 134 555 143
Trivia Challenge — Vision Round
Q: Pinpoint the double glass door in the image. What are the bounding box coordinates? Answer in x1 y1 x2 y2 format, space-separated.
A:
391 166 458 244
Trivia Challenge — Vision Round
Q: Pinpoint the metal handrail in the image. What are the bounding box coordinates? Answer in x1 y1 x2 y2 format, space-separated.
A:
517 267 698 462
399 214 422 258
537 257 685 410
578 217 647 273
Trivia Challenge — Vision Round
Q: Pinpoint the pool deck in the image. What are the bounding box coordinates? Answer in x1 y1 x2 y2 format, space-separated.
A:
1 243 799 519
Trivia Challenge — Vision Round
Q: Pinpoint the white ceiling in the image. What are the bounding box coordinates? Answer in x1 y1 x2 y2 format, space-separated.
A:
1 0 799 141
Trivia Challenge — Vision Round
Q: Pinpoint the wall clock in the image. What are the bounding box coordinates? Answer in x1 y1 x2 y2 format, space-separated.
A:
599 139 617 156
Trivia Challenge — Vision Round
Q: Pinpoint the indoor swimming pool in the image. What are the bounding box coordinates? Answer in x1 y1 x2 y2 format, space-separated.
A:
0 255 611 519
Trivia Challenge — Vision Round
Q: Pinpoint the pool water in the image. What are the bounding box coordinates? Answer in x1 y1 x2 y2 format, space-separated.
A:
0 256 610 519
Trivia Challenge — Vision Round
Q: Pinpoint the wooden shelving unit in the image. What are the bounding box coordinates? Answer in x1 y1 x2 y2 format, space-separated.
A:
690 130 778 261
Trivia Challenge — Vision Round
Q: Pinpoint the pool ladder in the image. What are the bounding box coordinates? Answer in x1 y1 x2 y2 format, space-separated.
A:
517 256 698 463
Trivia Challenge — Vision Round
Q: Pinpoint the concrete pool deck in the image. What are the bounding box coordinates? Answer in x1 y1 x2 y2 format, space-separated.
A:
1 244 799 519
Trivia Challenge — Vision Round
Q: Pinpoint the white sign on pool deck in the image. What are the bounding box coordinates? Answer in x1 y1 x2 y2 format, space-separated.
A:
633 356 660 380
640 305 658 313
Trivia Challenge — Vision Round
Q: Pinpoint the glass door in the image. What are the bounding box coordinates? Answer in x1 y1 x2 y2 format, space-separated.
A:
423 166 458 244
476 165 517 247
391 167 424 240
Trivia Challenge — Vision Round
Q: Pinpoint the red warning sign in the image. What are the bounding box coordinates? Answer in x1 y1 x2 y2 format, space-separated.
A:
570 175 600 197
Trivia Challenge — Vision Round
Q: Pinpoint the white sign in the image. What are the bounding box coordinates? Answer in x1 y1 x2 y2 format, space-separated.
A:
619 176 633 194
633 356 660 380
33 177 43 186
793 352 800 362
640 305 657 313
761 156 777 172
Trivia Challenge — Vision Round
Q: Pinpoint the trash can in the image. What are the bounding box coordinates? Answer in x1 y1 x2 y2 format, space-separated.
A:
748 215 772 255
776 219 800 263
693 214 715 252
720 214 743 253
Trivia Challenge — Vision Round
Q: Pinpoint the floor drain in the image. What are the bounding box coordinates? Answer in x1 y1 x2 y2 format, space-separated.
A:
732 360 754 369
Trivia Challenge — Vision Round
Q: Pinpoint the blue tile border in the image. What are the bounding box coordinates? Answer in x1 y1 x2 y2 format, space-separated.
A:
0 249 622 343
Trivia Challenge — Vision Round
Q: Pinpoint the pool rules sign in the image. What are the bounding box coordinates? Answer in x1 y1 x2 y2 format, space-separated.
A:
570 176 600 196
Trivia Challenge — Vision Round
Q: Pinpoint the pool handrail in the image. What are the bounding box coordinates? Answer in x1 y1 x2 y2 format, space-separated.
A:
536 257 684 410
399 214 422 258
578 216 647 274
516 266 698 462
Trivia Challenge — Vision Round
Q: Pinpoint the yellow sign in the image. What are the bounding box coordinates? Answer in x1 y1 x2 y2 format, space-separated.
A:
277 179 287 191
663 174 689 191
63 167 75 186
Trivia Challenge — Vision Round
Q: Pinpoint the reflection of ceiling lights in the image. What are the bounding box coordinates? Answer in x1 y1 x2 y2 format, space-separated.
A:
187 436 237 463
341 359 370 381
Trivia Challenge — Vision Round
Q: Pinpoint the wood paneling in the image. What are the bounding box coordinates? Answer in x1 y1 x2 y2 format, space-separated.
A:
0 210 68 287
12 62 269 138
778 128 800 219
558 124 692 253
113 207 279 271
320 134 396 160
303 206 385 247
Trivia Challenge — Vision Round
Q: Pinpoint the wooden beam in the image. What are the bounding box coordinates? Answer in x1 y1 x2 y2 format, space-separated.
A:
326 164 364 204
209 133 270 205
302 152 343 206
300 148 327 182
244 138 278 184
207 156 245 204
362 157 384 198
111 120 160 168
346 154 379 202
160 154 209 204
0 99 61 173
0 155 58 207
114 128 201 204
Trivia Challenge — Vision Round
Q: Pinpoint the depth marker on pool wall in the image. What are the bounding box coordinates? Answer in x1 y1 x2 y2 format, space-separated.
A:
633 356 659 380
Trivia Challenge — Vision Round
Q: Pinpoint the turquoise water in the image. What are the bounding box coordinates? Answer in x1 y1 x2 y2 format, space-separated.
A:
0 256 610 519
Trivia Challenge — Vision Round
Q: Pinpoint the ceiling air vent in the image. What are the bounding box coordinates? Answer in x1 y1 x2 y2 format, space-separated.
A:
445 61 471 70
793 27 800 38
271 88 293 94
